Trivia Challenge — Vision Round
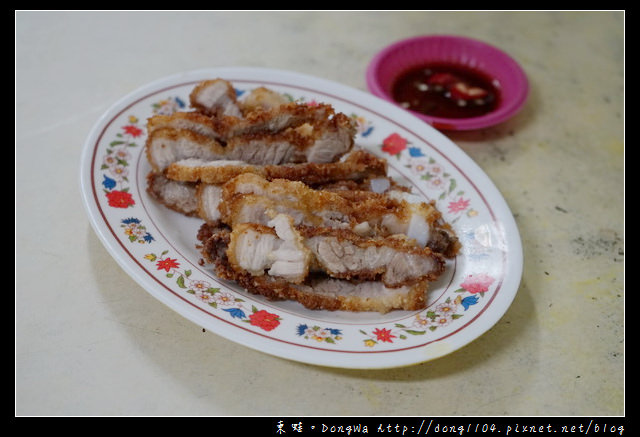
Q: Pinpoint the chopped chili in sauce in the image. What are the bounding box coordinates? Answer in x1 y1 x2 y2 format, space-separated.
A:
391 63 500 119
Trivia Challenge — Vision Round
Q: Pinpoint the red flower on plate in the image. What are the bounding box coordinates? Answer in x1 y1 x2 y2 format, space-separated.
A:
249 309 281 331
460 273 495 294
156 257 180 272
381 133 408 155
106 190 135 208
123 124 144 137
448 197 470 214
372 327 396 343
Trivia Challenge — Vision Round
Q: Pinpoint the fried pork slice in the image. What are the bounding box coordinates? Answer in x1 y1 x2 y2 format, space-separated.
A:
227 215 312 284
144 166 393 226
147 103 321 143
147 111 224 140
199 188 353 228
218 173 461 257
226 213 445 288
373 190 461 258
145 127 301 172
146 112 355 172
221 112 355 165
147 101 328 142
154 81 348 142
146 172 199 216
196 183 224 223
153 93 337 142
155 80 336 138
338 189 461 258
189 78 243 118
165 148 387 186
145 128 226 173
198 223 430 313
187 80 339 138
293 112 356 163
301 225 445 286
219 192 351 231
212 101 338 139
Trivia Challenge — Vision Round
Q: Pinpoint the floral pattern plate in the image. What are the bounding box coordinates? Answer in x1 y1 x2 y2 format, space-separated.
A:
80 67 522 369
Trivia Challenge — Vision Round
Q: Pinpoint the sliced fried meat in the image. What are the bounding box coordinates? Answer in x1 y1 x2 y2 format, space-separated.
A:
145 112 355 171
165 148 387 186
227 215 312 284
146 153 391 226
198 223 430 313
145 128 227 173
233 270 430 313
164 97 337 141
220 191 352 231
147 82 357 173
147 170 459 259
297 112 356 163
223 111 355 164
218 173 461 257
225 213 444 288
188 78 337 135
146 172 199 217
217 101 337 138
300 224 445 286
147 111 224 140
144 79 461 313
196 183 224 223
145 127 302 171
188 78 243 118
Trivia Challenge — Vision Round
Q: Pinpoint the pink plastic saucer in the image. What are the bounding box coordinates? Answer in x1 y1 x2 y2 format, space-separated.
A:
366 35 529 131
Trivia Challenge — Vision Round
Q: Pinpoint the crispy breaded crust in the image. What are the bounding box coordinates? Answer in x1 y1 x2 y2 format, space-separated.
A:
231 270 429 313
168 160 257 184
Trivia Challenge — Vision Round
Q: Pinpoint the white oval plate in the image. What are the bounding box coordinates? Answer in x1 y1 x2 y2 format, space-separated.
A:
80 67 522 369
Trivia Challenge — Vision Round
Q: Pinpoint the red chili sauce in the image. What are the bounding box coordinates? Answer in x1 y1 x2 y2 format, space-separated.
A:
391 63 500 119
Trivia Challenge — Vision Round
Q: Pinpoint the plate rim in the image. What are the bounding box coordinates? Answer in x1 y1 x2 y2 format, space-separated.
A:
79 67 523 369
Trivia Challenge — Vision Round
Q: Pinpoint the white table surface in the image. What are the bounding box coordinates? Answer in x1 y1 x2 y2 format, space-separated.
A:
16 10 624 417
